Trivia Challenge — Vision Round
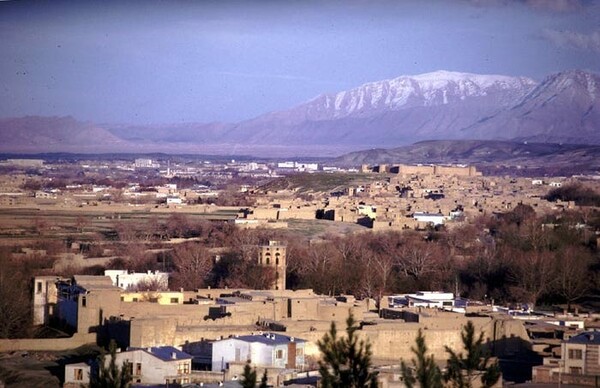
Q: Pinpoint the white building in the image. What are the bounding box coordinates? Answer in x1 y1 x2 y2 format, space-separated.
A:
67 346 192 386
33 276 61 325
413 212 446 226
277 161 319 172
64 362 90 388
277 161 295 169
104 270 169 291
388 291 456 309
211 333 306 372
166 195 183 205
119 347 192 385
135 158 160 168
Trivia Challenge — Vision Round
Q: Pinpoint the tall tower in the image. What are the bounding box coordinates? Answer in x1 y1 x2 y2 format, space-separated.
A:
258 241 287 290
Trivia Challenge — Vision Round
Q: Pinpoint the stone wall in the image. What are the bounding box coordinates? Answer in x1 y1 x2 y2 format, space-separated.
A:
0 333 95 352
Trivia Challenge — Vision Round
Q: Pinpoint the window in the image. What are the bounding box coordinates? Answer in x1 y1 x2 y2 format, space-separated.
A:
170 297 179 304
132 297 138 302
135 363 142 376
568 349 583 360
81 296 87 307
177 362 190 374
37 282 42 293
74 368 83 381
296 348 304 356
570 367 583 375
276 349 284 359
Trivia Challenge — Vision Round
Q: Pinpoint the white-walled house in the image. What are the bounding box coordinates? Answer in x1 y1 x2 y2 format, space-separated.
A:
114 346 192 385
64 362 91 388
104 270 169 290
413 212 446 226
211 333 306 372
64 346 193 386
166 195 183 205
388 291 456 309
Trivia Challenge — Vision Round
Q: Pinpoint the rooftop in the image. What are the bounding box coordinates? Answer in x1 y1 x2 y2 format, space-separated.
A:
229 333 306 346
567 331 600 345
128 346 193 361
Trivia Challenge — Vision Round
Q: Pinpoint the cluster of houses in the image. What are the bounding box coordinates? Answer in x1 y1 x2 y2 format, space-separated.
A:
19 263 600 387
0 159 576 232
242 165 573 232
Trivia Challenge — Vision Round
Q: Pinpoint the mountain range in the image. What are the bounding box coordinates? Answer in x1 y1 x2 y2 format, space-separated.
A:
0 69 598 156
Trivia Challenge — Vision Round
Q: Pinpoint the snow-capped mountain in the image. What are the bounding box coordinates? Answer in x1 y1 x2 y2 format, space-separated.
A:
244 70 536 124
226 69 600 147
1 70 599 154
302 70 536 119
230 70 539 145
461 70 600 144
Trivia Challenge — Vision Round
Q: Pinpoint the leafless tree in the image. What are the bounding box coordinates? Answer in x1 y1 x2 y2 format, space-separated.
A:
507 248 557 307
171 243 214 290
165 213 190 239
397 237 440 281
554 245 593 312
0 249 32 338
128 277 169 292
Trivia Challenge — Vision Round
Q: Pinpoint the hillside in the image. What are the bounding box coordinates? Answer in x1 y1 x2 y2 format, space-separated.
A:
333 140 600 176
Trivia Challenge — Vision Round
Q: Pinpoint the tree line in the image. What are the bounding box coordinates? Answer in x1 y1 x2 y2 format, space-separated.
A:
1 204 598 338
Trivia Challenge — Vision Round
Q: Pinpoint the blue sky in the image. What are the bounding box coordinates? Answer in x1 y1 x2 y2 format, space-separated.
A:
1 0 599 124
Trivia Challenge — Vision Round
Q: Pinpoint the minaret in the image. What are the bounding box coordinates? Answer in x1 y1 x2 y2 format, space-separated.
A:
258 241 287 290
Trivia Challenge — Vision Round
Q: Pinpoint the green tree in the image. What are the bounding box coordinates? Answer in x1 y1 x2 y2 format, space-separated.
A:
240 361 257 388
259 369 269 388
401 329 443 388
90 340 132 388
317 312 378 388
444 321 500 388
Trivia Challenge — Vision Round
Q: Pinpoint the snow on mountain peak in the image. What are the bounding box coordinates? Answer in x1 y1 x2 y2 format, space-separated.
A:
411 70 536 90
306 70 538 119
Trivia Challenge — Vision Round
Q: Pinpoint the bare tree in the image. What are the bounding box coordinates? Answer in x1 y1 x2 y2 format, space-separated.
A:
165 213 190 239
304 242 344 295
0 249 32 338
507 248 556 308
171 243 214 290
397 237 442 284
554 245 593 312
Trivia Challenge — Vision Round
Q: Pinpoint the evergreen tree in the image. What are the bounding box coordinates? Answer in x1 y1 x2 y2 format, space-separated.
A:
444 321 501 388
90 340 132 388
240 361 257 388
259 369 269 388
317 312 379 388
400 329 443 388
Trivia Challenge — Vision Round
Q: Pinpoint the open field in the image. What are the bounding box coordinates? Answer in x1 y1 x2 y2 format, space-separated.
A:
0 205 240 244
261 172 382 193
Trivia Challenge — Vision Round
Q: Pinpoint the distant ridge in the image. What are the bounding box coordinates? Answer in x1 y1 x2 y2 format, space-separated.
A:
0 69 599 155
332 139 600 175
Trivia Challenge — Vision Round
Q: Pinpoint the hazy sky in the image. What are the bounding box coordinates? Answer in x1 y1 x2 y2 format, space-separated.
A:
1 0 599 125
